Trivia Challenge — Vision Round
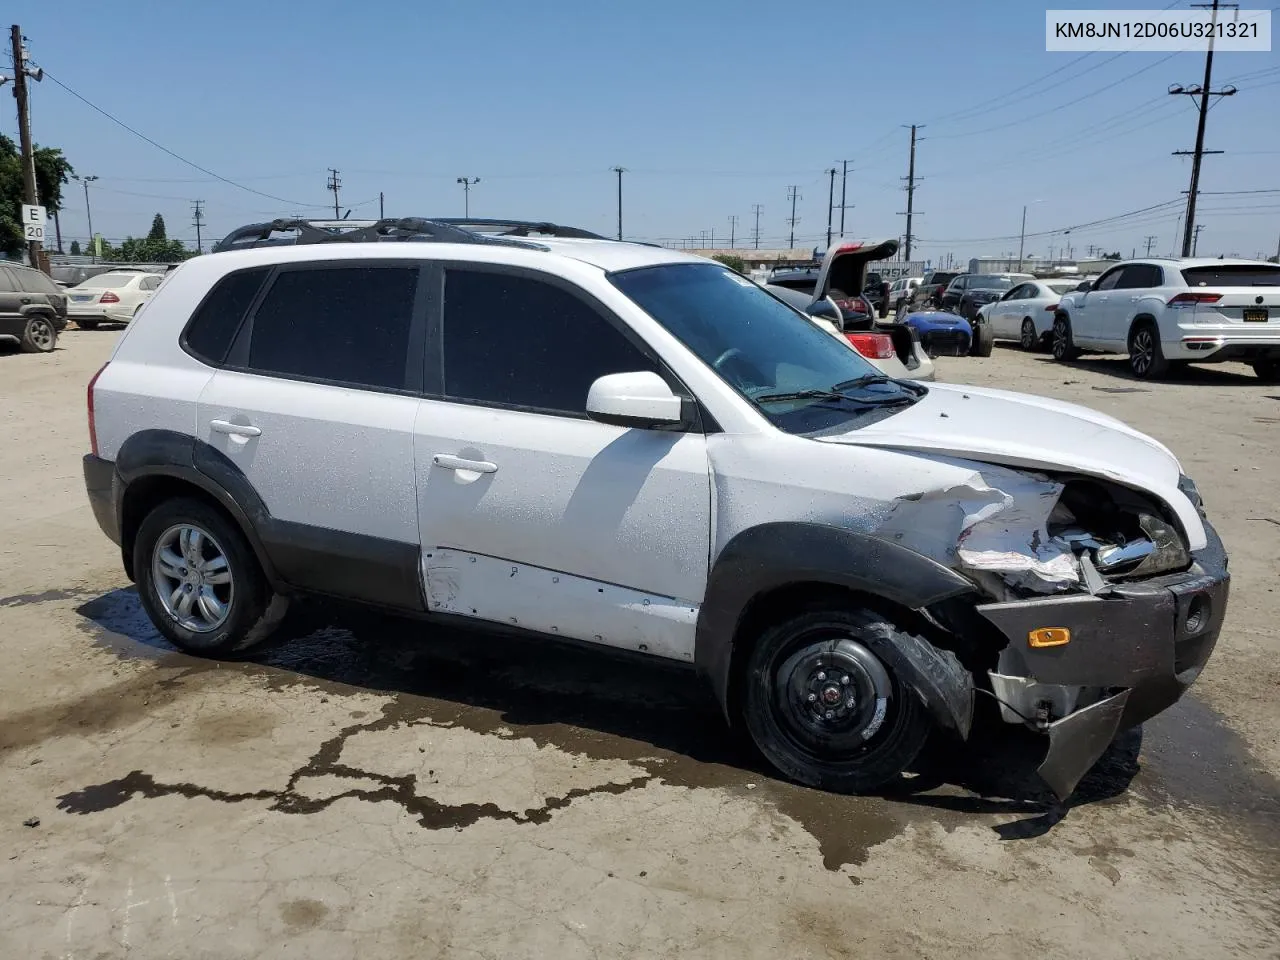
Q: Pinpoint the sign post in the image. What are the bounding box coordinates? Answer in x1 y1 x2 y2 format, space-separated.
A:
22 203 47 244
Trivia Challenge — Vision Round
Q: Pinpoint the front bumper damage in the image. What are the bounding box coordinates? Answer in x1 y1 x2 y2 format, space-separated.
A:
975 520 1228 800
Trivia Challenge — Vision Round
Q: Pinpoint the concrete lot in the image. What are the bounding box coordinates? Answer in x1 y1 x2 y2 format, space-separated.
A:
1 330 1278 959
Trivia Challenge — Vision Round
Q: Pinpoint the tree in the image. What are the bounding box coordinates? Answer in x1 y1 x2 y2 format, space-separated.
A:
147 213 167 241
1102 251 1122 260
0 135 75 258
69 239 81 255
712 254 746 274
115 235 193 263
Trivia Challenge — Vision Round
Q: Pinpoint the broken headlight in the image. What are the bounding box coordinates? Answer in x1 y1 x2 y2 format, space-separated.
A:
1051 480 1191 581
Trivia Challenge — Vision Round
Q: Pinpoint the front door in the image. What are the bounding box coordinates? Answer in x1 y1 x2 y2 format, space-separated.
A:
414 265 712 662
1073 266 1124 344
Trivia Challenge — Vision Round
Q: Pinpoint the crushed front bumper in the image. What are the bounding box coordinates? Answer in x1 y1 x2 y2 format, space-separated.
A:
975 520 1229 800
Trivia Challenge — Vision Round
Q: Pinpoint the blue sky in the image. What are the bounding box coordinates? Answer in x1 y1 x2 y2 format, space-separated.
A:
9 0 1280 264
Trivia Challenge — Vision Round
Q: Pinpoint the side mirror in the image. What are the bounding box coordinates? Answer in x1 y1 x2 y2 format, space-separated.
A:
586 371 685 429
1075 281 1092 292
806 298 841 322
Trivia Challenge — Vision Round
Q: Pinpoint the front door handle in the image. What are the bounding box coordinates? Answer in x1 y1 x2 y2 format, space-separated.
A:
210 419 262 438
433 454 497 474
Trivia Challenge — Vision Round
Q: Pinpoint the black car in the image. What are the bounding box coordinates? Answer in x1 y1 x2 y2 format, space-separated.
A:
904 270 962 313
941 274 1027 320
0 261 68 353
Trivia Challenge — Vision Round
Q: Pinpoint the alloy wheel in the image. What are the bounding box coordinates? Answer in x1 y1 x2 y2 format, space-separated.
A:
151 523 234 632
1130 329 1154 376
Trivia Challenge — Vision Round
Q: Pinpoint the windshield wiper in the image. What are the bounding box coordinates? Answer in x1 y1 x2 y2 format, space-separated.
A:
832 375 892 390
752 388 854 404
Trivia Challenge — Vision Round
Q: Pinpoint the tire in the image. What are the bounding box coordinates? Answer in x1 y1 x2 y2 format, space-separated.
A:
1052 314 1080 361
134 497 284 657
1253 359 1280 383
76 319 100 330
20 315 56 353
970 320 994 357
742 607 933 794
1020 318 1039 351
1128 321 1169 379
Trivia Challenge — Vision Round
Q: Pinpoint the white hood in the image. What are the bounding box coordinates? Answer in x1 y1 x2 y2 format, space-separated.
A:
819 382 1206 549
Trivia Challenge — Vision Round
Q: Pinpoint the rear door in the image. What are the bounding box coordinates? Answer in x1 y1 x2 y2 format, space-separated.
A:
991 283 1031 338
196 261 429 610
1179 263 1280 326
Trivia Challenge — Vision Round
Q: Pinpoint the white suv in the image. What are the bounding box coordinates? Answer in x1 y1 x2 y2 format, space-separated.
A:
1052 257 1280 380
82 217 1229 801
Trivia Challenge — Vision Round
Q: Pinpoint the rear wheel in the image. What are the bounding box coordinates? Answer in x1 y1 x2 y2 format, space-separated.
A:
742 608 932 794
1128 321 1169 379
1253 359 1280 383
76 319 100 330
1052 314 1080 361
1020 318 1039 351
970 319 994 357
134 497 284 656
20 315 56 353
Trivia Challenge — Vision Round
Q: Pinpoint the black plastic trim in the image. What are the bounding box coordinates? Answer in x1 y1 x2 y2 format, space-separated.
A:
695 522 976 722
83 454 119 545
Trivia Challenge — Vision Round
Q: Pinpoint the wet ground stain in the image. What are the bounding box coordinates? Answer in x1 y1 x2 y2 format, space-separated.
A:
42 586 1280 879
0 586 99 609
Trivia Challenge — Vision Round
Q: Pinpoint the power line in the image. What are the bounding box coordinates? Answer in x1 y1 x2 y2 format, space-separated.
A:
917 198 1184 244
38 68 313 207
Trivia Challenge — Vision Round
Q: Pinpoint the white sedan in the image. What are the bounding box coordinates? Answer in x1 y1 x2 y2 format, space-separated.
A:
66 270 163 330
979 278 1087 350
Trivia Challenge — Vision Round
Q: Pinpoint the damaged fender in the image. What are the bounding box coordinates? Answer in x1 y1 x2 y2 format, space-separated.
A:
695 521 977 736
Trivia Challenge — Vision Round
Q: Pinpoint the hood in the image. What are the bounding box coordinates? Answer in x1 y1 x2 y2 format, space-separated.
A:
811 238 898 301
816 382 1205 548
904 311 970 333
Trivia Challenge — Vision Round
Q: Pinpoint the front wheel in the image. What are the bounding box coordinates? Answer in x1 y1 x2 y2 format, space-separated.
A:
134 497 284 656
1128 321 1169 379
742 608 932 794
1052 314 1080 361
1020 318 1039 351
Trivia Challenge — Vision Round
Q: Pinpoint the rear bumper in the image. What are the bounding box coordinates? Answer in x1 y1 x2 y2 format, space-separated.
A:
83 454 120 545
976 519 1229 799
1168 335 1280 362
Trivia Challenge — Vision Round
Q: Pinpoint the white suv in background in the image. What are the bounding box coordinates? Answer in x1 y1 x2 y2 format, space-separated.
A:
81 216 1228 802
1052 257 1280 380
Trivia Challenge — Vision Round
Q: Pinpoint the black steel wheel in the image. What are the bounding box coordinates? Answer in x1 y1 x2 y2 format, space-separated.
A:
742 608 932 794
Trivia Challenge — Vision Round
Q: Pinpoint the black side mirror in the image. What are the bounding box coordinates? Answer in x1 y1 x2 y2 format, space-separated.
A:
807 299 841 322
1075 281 1092 292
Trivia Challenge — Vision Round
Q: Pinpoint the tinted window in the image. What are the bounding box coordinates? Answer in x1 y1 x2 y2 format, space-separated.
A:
443 269 656 414
15 268 60 295
1116 264 1163 289
1095 268 1124 291
184 267 271 366
248 266 418 390
0 266 18 292
969 275 1015 291
1181 265 1280 287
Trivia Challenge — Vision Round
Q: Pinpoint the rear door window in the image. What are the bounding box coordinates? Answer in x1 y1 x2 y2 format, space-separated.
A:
1116 264 1163 289
182 268 271 366
1181 265 1280 287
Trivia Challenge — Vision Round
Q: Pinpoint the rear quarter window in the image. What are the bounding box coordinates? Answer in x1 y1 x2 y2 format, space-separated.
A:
181 267 271 366
1181 265 1280 287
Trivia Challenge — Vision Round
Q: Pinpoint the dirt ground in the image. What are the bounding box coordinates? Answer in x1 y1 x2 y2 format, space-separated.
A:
2 330 1278 960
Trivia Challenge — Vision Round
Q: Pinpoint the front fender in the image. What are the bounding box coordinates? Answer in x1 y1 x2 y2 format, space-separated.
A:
695 522 978 734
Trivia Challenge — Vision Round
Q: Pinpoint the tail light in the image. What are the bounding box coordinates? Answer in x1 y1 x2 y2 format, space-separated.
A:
87 362 108 457
833 297 872 316
846 332 896 359
1168 292 1222 307
99 291 121 304
1045 303 1059 311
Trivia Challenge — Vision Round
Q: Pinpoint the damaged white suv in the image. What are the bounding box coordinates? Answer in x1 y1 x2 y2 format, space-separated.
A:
83 217 1229 801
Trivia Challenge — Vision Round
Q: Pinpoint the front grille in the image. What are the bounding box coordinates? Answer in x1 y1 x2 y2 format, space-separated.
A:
921 329 970 357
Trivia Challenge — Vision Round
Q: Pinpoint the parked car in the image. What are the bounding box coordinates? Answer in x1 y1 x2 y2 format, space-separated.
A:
83 215 1228 802
899 310 973 357
767 266 877 326
941 274 1032 319
888 276 921 315
0 260 68 353
1052 258 1280 380
979 278 1089 351
766 284 934 381
904 269 963 313
66 270 163 329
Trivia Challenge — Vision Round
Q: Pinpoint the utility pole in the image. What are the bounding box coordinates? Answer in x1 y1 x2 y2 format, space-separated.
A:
727 214 738 249
838 159 854 237
456 176 480 217
900 125 922 261
326 168 342 219
379 191 384 218
10 24 44 268
191 199 205 254
1170 0 1237 256
751 203 763 249
611 167 626 240
1144 235 1157 256
825 168 836 247
73 174 98 261
1192 224 1205 256
785 185 801 248
1018 205 1028 272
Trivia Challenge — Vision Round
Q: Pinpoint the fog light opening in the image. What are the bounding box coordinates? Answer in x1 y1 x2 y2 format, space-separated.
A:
1185 595 1209 634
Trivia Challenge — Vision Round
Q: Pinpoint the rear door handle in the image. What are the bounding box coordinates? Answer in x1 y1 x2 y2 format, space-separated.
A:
433 454 497 474
210 419 262 438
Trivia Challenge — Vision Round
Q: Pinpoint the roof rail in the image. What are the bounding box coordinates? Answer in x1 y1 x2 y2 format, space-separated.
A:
211 217 609 253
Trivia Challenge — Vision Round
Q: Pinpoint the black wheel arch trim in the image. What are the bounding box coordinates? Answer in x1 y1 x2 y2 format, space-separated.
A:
694 522 978 737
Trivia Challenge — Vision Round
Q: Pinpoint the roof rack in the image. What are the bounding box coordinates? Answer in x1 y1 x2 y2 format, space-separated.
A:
211 217 609 253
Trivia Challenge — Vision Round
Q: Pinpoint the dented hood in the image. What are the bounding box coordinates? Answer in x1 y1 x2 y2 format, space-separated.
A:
818 382 1206 549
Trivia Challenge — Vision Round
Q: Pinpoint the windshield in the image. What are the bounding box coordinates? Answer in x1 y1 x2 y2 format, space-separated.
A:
969 276 1016 291
1046 280 1079 294
75 273 138 289
610 263 923 434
